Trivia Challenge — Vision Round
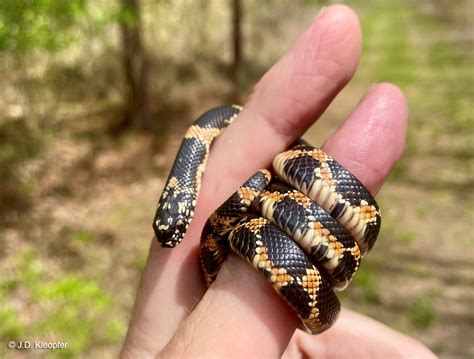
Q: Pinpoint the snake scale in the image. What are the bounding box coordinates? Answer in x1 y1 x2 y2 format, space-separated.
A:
153 105 381 333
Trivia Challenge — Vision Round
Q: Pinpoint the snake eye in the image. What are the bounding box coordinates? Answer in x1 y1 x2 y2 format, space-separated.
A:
176 221 186 233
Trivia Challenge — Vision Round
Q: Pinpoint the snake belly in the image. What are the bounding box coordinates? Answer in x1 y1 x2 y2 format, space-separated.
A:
153 105 381 333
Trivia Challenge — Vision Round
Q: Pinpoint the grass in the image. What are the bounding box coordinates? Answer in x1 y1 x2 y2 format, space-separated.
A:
0 249 127 358
71 230 95 245
358 0 473 159
339 258 381 317
0 0 472 357
415 206 427 219
133 251 148 271
407 295 438 329
400 231 415 243
407 263 430 278
351 262 381 304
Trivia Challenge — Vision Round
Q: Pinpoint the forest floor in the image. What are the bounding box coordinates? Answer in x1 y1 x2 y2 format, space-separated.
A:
1 1 473 358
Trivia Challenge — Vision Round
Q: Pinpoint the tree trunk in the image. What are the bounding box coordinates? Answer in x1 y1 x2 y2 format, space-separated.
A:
199 0 209 47
231 0 242 85
120 0 150 130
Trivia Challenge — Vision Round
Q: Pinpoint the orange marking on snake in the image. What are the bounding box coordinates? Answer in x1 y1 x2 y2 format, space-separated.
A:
310 149 330 163
287 191 312 208
360 204 378 222
238 187 257 205
184 125 222 146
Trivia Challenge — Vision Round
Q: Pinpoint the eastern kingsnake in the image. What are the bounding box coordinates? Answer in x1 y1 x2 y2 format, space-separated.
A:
153 105 381 334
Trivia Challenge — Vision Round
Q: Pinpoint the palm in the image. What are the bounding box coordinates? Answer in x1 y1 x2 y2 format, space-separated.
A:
121 5 433 358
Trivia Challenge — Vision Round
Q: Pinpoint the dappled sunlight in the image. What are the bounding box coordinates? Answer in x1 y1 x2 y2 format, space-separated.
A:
0 0 472 358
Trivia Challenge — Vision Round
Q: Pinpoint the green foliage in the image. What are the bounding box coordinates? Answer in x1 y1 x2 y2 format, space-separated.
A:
0 1 471 357
415 206 427 219
360 0 473 138
361 2 418 87
0 305 23 340
105 318 127 342
134 251 148 270
388 161 407 181
407 263 429 278
352 263 380 304
407 296 437 329
400 231 415 243
0 0 86 52
0 0 114 52
117 3 138 27
71 230 95 244
0 249 126 357
32 275 114 355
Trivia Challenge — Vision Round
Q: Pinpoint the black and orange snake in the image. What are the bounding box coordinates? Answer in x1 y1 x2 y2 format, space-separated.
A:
153 105 381 333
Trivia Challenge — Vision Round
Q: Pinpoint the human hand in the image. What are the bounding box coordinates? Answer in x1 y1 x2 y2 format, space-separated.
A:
121 5 434 358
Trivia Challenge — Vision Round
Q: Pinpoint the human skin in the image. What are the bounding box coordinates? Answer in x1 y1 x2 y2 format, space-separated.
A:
121 5 436 358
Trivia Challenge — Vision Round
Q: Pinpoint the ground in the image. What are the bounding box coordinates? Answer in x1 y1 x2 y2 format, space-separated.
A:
0 0 472 358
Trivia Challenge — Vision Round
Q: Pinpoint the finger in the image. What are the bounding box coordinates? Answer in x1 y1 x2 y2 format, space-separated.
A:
121 5 363 357
161 84 408 358
283 310 436 358
322 83 408 194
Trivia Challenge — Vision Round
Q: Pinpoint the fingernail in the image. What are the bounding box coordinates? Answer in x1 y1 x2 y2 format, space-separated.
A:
316 6 327 19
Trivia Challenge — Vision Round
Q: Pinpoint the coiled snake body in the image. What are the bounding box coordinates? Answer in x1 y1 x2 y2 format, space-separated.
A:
153 105 381 333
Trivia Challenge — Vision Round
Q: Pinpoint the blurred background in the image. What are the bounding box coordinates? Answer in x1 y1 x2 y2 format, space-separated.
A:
0 0 472 357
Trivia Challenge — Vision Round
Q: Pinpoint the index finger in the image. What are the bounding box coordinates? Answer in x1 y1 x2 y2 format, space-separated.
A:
121 5 362 357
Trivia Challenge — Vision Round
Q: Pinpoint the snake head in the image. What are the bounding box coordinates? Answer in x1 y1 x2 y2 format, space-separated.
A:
153 187 194 247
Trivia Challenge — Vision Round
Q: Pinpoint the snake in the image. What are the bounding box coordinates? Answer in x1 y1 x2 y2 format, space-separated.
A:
153 105 381 334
